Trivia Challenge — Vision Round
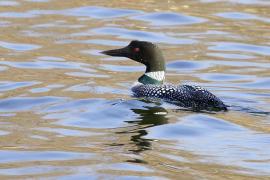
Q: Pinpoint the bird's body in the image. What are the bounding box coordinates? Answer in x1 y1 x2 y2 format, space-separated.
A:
132 83 227 111
102 40 227 111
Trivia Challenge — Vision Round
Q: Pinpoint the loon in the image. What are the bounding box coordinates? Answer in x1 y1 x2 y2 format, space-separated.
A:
101 40 227 111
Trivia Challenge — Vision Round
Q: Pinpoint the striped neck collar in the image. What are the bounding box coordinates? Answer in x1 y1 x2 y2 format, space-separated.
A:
138 71 165 85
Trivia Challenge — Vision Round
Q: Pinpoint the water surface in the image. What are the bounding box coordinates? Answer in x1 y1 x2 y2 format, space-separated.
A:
0 0 270 179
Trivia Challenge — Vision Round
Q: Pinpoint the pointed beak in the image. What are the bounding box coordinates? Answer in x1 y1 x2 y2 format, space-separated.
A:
101 46 129 57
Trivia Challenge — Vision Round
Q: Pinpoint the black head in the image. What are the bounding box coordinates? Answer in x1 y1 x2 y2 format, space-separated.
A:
101 40 165 72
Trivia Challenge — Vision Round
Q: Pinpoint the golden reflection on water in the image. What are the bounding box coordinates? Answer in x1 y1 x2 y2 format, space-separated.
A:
0 0 270 179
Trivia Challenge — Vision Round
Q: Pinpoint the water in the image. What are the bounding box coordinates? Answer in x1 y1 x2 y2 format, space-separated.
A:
0 0 270 179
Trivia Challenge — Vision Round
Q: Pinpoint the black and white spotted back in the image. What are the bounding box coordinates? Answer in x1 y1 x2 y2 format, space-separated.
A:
132 84 227 111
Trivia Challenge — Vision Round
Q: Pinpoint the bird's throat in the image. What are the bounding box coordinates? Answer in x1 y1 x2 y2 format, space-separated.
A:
138 71 165 85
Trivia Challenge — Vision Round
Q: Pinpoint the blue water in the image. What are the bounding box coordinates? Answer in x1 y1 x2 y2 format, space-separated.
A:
0 0 270 179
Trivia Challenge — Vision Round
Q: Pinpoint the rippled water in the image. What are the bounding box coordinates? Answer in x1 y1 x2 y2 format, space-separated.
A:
0 0 270 179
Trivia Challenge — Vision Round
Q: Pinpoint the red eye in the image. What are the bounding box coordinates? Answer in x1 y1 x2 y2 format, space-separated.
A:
134 47 140 52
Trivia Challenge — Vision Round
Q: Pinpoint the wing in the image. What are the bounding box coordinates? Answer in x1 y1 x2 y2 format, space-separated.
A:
131 84 227 111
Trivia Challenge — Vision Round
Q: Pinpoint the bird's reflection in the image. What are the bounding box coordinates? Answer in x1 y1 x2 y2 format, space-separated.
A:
115 105 169 154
